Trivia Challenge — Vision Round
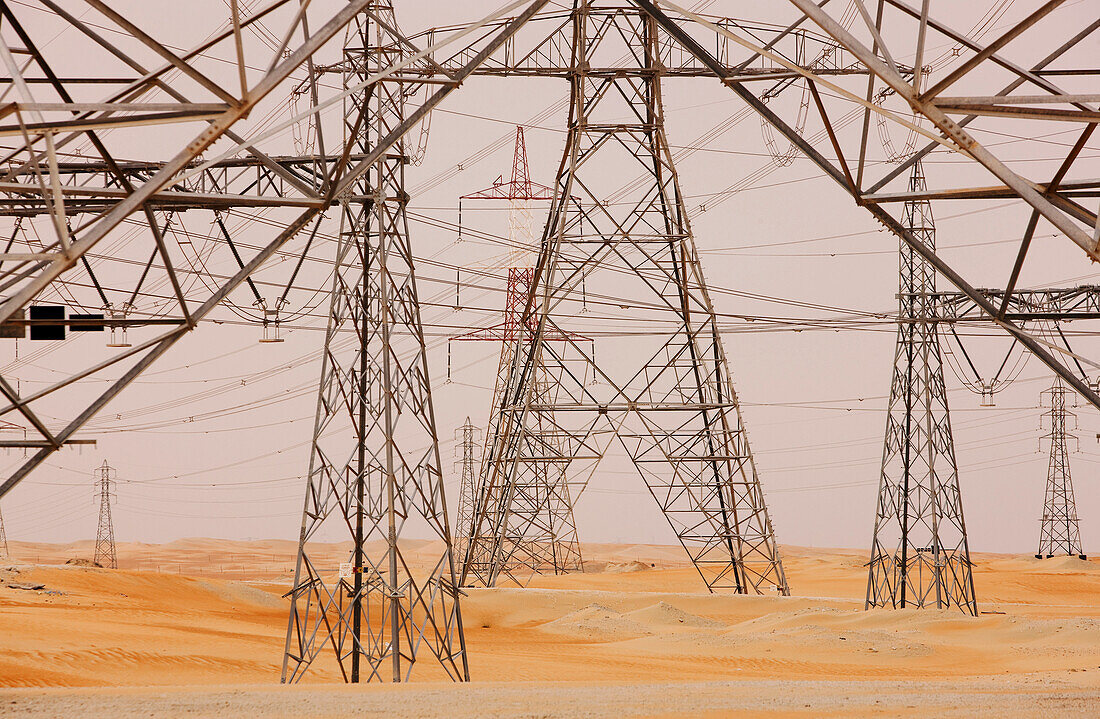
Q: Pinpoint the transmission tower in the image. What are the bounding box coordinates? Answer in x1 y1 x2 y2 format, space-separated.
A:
452 127 583 583
1037 377 1085 559
453 417 481 562
462 5 788 596
282 4 468 684
866 161 976 615
1 0 1098 683
0 504 9 560
1 0 1099 517
93 460 117 569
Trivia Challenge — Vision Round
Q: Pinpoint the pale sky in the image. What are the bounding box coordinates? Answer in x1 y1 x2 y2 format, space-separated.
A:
1 0 1097 558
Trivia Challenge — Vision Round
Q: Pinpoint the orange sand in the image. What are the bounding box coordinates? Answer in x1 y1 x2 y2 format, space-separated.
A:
0 540 1098 716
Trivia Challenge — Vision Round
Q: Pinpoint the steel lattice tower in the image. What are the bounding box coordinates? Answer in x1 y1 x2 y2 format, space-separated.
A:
1037 377 1085 559
866 161 976 615
0 504 8 560
453 416 481 563
93 460 117 569
282 4 467 684
462 317 584 585
453 127 583 584
462 3 788 595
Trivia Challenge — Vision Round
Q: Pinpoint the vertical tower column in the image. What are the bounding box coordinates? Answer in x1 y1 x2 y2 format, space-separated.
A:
464 3 787 595
1037 378 1085 559
282 4 467 684
866 161 977 614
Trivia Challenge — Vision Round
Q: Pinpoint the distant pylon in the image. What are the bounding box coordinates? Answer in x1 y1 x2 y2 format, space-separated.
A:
452 126 584 584
1037 377 1086 559
866 161 977 615
93 460 117 569
0 503 9 559
453 417 482 562
463 7 787 595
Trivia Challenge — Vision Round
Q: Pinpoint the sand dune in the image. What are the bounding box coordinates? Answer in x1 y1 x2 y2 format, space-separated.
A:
1 541 1099 716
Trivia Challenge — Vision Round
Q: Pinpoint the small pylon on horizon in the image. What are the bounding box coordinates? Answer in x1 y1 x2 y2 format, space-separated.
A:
1037 377 1086 560
0 503 9 560
93 460 117 569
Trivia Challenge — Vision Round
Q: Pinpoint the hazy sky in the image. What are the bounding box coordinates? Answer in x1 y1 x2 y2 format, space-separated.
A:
1 0 1097 559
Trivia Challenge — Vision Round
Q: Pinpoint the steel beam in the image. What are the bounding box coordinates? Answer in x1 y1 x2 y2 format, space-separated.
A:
633 0 1100 412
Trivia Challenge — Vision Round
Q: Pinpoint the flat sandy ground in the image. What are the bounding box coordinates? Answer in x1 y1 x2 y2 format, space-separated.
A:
1 539 1098 717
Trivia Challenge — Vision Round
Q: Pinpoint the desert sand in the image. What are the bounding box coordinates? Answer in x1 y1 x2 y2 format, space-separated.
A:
1 539 1098 717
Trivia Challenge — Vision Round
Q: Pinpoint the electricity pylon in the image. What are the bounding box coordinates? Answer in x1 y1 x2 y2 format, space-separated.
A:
0 504 9 560
452 127 583 584
1037 378 1085 559
463 5 788 596
281 4 467 685
93 460 117 569
2 0 1100 524
453 417 481 562
866 161 976 615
